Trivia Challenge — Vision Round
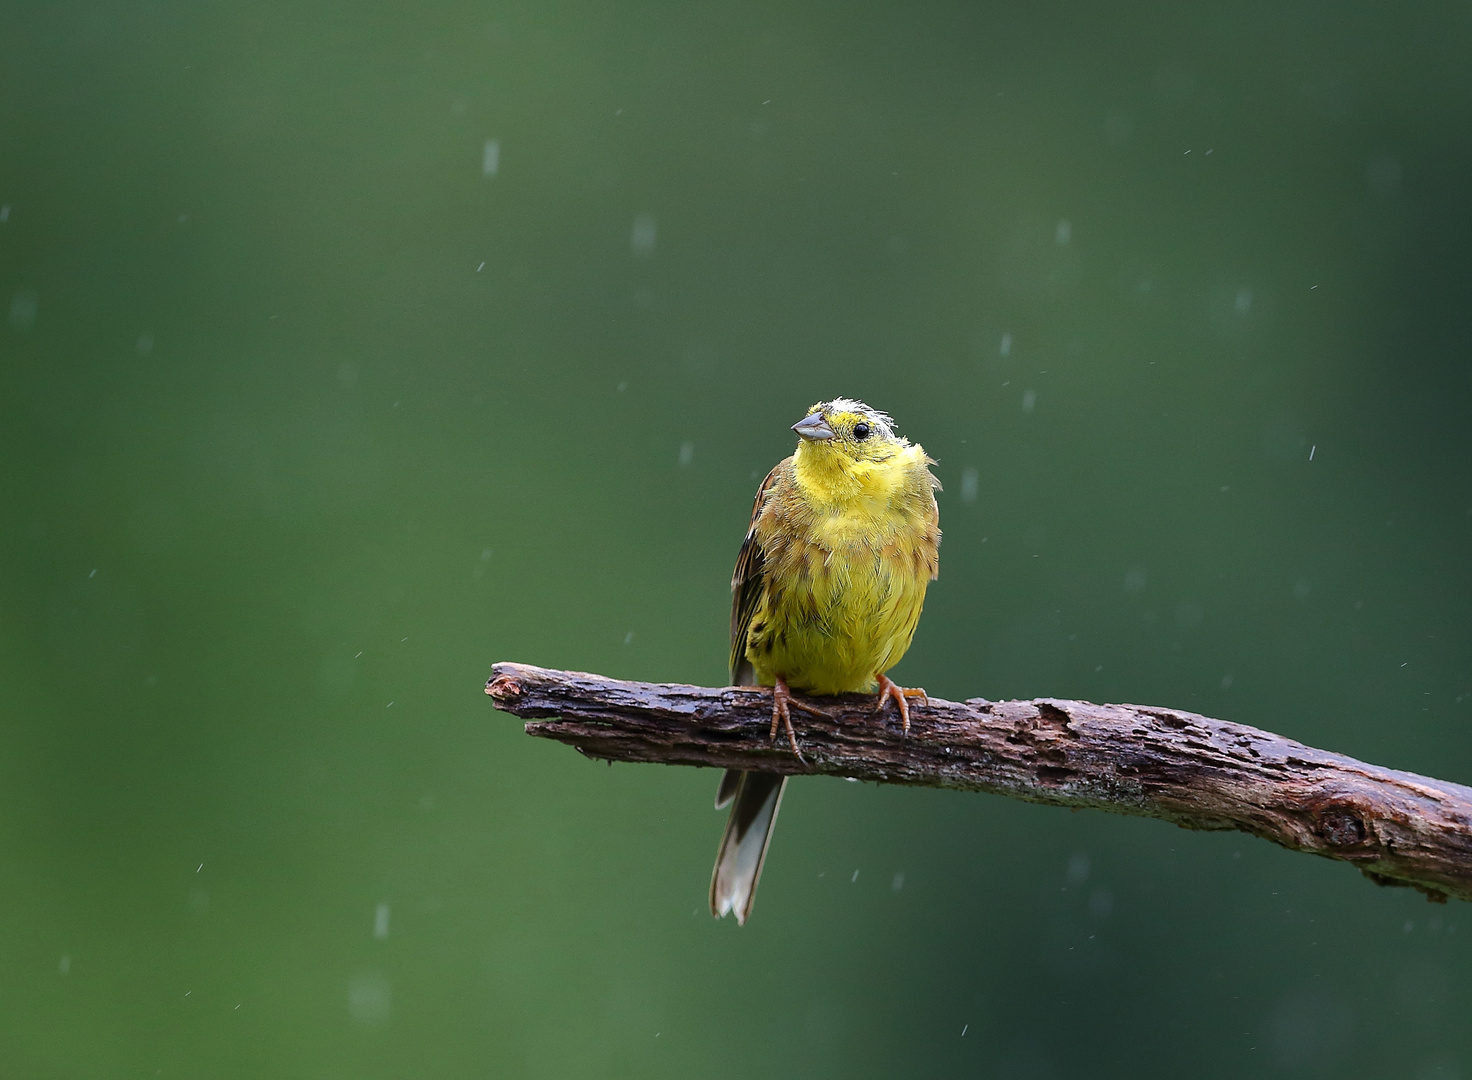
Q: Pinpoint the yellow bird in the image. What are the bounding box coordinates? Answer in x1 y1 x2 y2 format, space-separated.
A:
710 398 941 924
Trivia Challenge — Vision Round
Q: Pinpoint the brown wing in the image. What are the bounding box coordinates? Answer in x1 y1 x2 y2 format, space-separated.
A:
927 486 941 581
729 464 782 686
919 452 941 581
715 460 798 924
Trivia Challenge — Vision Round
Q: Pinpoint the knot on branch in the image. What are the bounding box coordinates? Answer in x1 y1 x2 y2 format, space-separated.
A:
485 674 523 703
999 702 1078 787
1316 805 1368 848
1034 702 1073 731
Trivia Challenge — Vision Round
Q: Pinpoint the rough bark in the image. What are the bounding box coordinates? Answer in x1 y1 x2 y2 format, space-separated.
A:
484 662 1472 903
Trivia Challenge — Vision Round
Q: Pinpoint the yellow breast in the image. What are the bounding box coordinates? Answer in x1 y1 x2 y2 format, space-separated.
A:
744 443 939 695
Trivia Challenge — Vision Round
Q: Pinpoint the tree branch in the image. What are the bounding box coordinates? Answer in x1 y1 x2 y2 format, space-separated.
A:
484 662 1472 903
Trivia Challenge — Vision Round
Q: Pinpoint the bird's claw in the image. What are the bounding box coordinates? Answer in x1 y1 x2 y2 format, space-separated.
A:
768 678 823 764
874 674 926 735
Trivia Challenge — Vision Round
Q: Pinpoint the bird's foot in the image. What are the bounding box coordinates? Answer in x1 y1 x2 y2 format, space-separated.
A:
873 673 927 735
768 677 825 762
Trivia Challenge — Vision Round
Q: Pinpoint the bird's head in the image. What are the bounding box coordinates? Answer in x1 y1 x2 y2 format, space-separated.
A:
791 398 907 463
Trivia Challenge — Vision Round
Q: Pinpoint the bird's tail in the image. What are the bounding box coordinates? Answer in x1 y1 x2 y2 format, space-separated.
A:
709 770 787 925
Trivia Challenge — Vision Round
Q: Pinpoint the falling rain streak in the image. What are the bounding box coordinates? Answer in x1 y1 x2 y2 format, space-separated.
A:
631 213 657 256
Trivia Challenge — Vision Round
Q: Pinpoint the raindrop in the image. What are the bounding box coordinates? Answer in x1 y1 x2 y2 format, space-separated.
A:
9 290 38 330
348 972 392 1024
1055 219 1072 246
374 903 390 940
999 332 1012 357
678 441 694 466
1022 389 1036 412
960 467 978 504
631 212 657 256
1066 852 1090 885
482 139 500 177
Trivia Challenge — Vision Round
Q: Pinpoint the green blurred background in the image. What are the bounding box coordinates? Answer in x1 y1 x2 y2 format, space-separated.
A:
2 0 1470 1076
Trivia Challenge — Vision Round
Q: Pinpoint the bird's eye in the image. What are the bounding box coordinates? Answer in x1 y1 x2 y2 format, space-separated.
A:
853 422 871 440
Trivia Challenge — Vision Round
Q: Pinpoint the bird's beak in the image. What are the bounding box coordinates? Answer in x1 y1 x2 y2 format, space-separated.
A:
792 413 836 441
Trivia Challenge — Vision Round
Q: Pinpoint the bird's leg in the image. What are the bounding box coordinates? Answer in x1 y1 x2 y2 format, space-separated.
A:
769 676 826 761
873 673 927 735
